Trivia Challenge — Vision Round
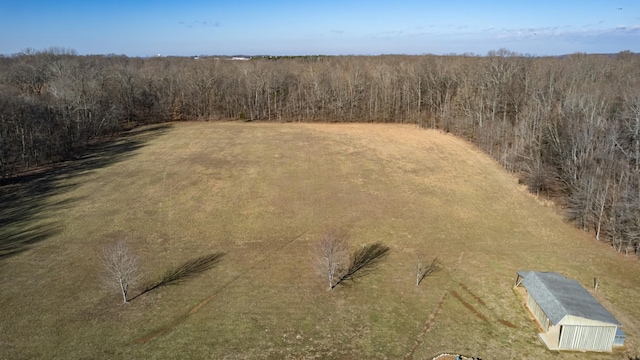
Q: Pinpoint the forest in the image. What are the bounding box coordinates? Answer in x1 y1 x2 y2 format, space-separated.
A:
1 48 639 257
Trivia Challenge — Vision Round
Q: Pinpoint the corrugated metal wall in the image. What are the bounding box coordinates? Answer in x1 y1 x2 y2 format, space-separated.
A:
614 327 626 346
559 325 616 351
527 295 550 331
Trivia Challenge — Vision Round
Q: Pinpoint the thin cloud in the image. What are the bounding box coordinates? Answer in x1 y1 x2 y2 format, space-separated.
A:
350 22 640 47
427 23 456 29
179 20 220 28
582 21 602 28
454 23 640 41
367 29 405 39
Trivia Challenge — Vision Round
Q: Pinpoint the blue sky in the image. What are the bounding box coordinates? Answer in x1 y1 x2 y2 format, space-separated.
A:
1 0 639 56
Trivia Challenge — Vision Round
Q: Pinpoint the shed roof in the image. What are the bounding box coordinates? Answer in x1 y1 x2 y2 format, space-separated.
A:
517 271 621 326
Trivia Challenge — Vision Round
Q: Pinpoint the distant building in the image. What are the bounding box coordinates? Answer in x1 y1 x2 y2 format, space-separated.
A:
231 56 250 61
514 271 625 352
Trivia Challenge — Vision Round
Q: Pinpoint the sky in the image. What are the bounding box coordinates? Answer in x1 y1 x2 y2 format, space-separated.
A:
1 0 639 57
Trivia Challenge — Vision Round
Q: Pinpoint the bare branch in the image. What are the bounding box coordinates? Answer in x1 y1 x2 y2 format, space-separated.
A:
101 240 140 303
313 228 348 290
415 257 440 286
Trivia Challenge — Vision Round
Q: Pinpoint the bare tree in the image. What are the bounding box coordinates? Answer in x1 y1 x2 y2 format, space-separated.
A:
101 240 140 303
314 228 348 290
415 257 440 286
3 50 640 261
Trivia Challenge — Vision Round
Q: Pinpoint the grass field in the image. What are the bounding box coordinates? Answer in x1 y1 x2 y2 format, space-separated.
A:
1 122 639 359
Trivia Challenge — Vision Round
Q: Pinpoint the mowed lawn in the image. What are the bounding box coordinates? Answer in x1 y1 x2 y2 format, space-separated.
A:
1 122 639 359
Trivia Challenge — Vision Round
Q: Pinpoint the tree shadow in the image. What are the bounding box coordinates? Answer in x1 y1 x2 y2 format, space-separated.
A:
333 243 390 288
0 124 172 260
131 252 226 301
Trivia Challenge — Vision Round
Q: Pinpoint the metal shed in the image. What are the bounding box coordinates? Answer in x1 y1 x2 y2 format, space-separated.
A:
514 271 624 352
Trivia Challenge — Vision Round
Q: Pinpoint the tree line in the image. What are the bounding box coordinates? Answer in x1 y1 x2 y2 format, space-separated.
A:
1 48 639 255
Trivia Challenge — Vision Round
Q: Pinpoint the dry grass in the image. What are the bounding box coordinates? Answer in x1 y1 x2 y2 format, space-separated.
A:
1 122 639 359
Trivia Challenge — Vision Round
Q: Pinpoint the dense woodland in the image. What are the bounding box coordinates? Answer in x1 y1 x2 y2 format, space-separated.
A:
1 48 639 256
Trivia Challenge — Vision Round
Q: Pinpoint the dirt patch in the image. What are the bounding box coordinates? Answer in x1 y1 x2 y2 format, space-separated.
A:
457 282 515 328
406 251 466 359
450 290 489 323
498 319 517 328
459 283 486 307
405 291 449 360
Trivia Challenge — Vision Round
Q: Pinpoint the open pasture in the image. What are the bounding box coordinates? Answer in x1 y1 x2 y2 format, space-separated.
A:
1 122 639 359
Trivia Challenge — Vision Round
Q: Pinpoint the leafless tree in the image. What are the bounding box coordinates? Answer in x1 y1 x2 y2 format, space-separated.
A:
100 240 140 303
314 228 348 290
3 49 640 261
415 257 440 286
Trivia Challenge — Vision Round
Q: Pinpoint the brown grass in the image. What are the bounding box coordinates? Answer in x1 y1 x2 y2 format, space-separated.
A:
450 290 490 323
459 283 486 307
1 122 639 359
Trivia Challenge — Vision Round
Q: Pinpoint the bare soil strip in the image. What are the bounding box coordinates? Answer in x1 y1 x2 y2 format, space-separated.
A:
458 282 515 328
450 290 489 323
405 290 449 360
498 319 517 328
405 252 465 359
459 283 486 307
